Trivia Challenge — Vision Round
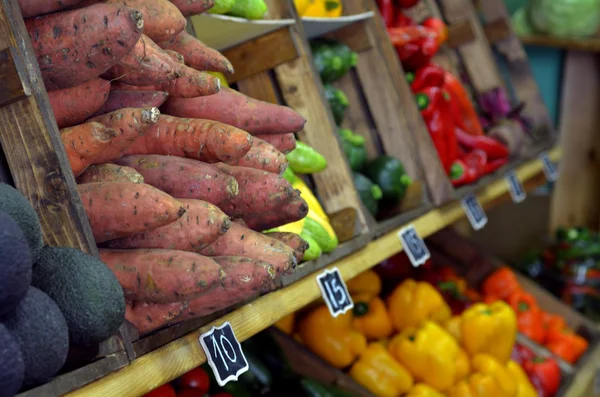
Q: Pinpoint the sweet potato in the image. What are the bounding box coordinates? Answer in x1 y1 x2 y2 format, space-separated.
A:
169 0 214 16
159 31 233 73
255 133 296 154
105 199 230 251
266 232 309 263
78 181 186 243
162 87 306 135
156 67 220 98
76 163 145 184
201 222 297 273
213 163 308 229
103 35 183 85
100 249 225 303
126 256 275 334
26 3 143 89
94 91 169 116
18 0 85 18
228 137 288 174
123 115 252 163
48 78 111 128
164 49 184 64
88 107 160 164
61 122 117 176
116 155 238 207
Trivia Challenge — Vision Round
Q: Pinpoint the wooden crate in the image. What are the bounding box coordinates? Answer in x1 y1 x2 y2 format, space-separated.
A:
0 1 134 396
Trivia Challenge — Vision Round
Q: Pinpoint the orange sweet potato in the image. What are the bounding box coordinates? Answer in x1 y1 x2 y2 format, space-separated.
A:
94 91 169 116
115 155 238 207
76 163 145 184
88 107 160 164
78 181 186 243
266 232 309 263
159 31 233 73
100 249 225 303
125 300 189 335
243 195 308 231
162 87 306 135
155 66 220 98
103 35 183 85
48 78 111 128
19 0 85 18
255 133 297 154
201 222 297 273
106 199 230 251
169 0 214 16
228 137 288 174
164 49 185 64
123 115 252 163
26 3 143 89
61 122 118 176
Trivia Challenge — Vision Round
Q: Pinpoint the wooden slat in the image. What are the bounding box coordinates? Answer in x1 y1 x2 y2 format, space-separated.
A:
447 21 475 48
484 18 512 44
222 27 300 84
323 20 372 52
0 0 97 254
0 46 28 107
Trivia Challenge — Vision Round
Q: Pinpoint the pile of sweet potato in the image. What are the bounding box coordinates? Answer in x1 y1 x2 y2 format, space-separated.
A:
21 0 311 335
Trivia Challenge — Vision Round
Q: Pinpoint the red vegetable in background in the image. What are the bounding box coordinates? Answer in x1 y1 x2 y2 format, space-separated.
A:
421 17 448 45
408 63 445 92
523 357 561 397
377 0 395 27
443 71 485 136
396 0 420 9
180 367 210 394
455 127 509 159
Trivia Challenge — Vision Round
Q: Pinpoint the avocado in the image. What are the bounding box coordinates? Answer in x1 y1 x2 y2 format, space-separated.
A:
311 39 357 84
324 84 348 126
353 173 382 216
0 183 43 262
0 323 24 397
33 246 125 346
364 156 412 204
0 211 32 318
3 287 69 388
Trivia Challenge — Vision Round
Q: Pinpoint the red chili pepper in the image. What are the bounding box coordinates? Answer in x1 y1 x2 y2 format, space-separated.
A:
402 35 440 71
443 72 485 136
421 17 448 45
482 158 508 174
461 149 487 177
396 0 420 8
523 357 561 397
409 63 445 92
394 10 414 27
454 127 509 159
377 0 396 27
387 25 430 47
450 158 477 187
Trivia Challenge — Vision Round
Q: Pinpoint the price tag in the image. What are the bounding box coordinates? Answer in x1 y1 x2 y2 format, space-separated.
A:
199 322 248 387
505 170 526 203
397 224 430 267
540 153 558 182
462 193 488 230
316 267 353 317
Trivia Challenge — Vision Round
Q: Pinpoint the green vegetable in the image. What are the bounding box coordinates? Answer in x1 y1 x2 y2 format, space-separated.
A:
526 0 600 38
353 172 382 216
287 142 328 174
238 349 273 394
303 217 338 253
364 155 412 203
324 84 349 125
227 0 268 20
338 128 367 172
0 211 31 318
310 39 358 84
300 232 322 261
207 0 236 14
283 166 297 184
0 324 24 397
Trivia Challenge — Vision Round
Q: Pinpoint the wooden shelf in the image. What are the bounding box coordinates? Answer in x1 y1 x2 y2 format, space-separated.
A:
65 146 561 397
519 34 600 52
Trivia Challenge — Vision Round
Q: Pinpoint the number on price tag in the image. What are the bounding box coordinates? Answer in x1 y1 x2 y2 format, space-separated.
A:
316 267 353 317
462 193 488 230
540 153 558 182
397 224 430 267
199 322 248 387
506 171 526 203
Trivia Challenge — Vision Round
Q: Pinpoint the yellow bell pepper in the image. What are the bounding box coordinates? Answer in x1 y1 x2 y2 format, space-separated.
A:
293 0 311 15
300 0 343 18
406 384 445 397
388 321 459 391
471 354 517 397
507 360 538 397
460 301 517 364
448 373 509 397
274 312 295 335
346 270 382 299
444 315 462 341
386 279 451 330
352 294 394 340
456 348 471 382
349 343 414 397
297 305 366 368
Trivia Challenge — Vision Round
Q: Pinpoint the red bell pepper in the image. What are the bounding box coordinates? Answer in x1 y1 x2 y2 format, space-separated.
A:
409 63 445 92
387 25 440 71
443 71 485 136
454 127 509 159
421 17 448 45
508 290 546 343
377 0 396 27
394 11 414 27
523 357 561 397
396 0 419 9
462 149 487 176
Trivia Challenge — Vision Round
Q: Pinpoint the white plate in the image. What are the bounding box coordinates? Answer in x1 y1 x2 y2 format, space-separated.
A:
301 12 375 40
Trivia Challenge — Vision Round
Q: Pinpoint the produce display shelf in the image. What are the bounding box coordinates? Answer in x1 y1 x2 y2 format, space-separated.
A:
518 34 600 52
65 146 561 397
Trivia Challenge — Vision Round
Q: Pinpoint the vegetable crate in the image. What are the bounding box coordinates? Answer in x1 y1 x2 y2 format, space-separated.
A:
0 1 134 396
371 0 557 203
427 229 600 396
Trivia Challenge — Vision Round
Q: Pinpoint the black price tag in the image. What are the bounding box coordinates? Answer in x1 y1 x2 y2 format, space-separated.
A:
540 153 558 182
199 322 248 387
398 224 430 267
316 267 353 317
462 193 487 230
506 170 526 203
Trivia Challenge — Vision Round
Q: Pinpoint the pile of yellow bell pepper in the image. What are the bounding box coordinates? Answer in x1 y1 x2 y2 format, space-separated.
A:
277 270 539 397
294 0 343 18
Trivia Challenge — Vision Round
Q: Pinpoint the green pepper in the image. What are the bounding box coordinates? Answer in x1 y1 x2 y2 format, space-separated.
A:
353 172 382 216
287 142 328 174
364 155 412 203
338 128 367 172
324 84 349 126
